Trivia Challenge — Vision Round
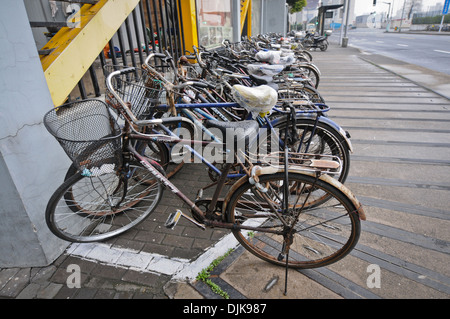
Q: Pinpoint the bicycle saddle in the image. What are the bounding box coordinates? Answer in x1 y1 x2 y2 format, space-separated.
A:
232 84 278 118
255 50 281 64
249 74 279 91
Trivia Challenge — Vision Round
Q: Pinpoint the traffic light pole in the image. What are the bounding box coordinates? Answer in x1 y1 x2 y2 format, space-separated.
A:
341 0 351 47
439 0 449 32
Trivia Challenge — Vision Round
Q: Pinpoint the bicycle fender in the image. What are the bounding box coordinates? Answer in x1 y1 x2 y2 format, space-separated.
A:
222 174 252 217
317 116 353 153
250 166 365 221
296 62 321 76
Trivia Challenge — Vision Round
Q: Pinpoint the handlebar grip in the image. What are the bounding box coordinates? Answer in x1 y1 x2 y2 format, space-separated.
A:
160 116 185 125
118 67 136 75
191 81 209 89
172 81 208 90
153 53 167 59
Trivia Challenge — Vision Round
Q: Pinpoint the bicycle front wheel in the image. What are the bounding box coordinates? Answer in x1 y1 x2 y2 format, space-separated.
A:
46 160 163 242
226 172 361 269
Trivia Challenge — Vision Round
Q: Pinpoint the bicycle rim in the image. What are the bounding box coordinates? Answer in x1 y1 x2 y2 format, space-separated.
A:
46 161 163 242
226 172 360 269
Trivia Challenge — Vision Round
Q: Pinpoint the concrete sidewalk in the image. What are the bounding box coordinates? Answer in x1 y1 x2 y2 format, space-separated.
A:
168 44 450 300
1 44 450 300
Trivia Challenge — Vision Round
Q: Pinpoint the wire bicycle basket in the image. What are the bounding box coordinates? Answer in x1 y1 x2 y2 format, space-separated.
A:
104 65 167 120
43 99 123 173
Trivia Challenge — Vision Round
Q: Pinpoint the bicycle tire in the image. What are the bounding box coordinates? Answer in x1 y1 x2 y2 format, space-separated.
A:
299 85 325 104
226 172 361 269
295 64 320 88
46 160 163 242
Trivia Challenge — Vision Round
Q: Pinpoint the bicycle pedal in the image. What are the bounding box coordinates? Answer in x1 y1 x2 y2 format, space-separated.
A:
165 209 207 230
165 210 183 229
196 188 203 200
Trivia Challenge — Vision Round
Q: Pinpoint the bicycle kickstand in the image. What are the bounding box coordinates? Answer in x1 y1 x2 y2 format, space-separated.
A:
278 233 293 296
284 249 290 296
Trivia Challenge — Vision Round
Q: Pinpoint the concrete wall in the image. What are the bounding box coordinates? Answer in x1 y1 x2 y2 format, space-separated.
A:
0 0 71 267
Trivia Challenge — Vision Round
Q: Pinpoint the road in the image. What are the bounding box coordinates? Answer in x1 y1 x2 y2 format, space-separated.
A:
328 28 450 75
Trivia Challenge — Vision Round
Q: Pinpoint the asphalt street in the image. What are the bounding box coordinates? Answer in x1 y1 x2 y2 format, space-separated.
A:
329 28 450 75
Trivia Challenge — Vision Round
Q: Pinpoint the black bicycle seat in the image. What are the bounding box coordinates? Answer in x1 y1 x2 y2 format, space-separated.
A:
204 120 259 145
249 74 278 91
249 74 272 85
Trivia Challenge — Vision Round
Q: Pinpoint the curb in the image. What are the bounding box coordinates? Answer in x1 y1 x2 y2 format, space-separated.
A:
165 245 247 299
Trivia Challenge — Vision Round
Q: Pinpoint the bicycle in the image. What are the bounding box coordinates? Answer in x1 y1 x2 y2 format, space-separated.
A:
141 52 352 187
43 68 365 274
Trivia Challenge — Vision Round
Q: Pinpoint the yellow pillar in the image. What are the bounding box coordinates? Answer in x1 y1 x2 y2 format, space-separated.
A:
179 0 198 53
246 0 252 37
240 0 252 37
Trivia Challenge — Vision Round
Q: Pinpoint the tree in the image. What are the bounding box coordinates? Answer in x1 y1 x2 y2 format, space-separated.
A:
286 0 307 14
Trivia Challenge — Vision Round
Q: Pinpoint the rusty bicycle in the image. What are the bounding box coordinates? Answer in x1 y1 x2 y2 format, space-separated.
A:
43 67 365 272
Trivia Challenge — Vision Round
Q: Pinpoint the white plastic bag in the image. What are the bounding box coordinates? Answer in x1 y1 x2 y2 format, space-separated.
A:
255 50 281 64
279 54 295 65
232 84 278 118
247 64 284 76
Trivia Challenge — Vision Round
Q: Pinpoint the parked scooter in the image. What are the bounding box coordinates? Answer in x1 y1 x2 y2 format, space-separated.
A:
301 31 330 51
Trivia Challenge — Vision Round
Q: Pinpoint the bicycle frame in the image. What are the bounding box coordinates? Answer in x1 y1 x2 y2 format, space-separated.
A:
126 130 286 234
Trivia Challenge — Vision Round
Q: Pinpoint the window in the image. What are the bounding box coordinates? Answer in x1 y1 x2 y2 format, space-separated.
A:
196 0 233 48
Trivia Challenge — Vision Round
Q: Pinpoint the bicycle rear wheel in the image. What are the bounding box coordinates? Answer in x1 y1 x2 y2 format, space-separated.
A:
46 160 163 242
226 172 361 269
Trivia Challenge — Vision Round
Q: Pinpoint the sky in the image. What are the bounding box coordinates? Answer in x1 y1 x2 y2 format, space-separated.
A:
354 0 445 16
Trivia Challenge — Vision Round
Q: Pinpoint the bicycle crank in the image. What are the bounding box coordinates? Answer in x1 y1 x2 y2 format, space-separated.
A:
192 198 224 222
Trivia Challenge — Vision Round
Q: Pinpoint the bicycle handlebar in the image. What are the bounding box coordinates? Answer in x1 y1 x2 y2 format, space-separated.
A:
106 70 161 127
144 52 168 65
116 67 136 75
106 67 215 127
